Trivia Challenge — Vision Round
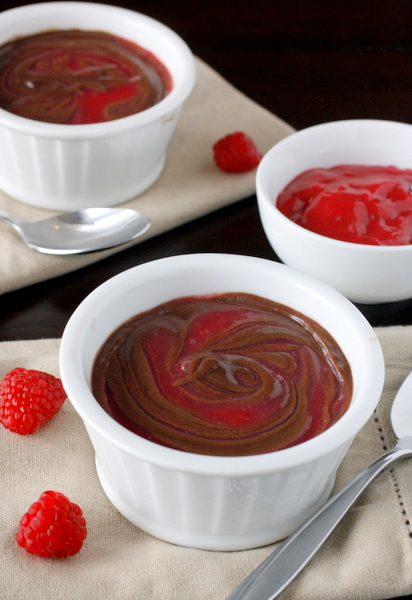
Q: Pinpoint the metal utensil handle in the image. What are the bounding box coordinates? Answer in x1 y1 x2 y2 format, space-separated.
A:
226 441 412 600
0 209 20 227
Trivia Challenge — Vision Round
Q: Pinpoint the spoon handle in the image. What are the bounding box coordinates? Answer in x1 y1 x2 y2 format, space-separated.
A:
0 209 22 229
226 440 412 600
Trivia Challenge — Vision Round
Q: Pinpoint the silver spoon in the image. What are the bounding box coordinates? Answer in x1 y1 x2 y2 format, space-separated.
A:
226 370 412 600
0 207 150 255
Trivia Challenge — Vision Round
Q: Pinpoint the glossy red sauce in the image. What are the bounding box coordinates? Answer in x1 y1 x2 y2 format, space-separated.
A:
92 292 352 456
276 165 412 245
0 29 172 124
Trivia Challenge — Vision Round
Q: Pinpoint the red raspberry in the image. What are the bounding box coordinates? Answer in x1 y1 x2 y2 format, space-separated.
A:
16 491 87 558
213 131 262 172
0 367 66 435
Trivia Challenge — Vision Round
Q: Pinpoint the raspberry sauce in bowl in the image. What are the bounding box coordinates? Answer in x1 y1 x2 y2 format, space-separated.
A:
256 120 412 303
0 29 172 124
276 164 412 246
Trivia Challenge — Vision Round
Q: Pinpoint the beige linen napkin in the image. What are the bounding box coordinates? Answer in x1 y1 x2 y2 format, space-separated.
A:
0 57 294 296
1 327 412 600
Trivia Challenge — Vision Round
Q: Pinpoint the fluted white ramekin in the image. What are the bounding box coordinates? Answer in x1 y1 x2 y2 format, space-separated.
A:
0 2 195 210
59 254 384 550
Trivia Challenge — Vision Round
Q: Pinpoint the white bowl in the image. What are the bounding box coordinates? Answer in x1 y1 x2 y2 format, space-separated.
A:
59 254 384 550
0 2 195 210
256 119 412 304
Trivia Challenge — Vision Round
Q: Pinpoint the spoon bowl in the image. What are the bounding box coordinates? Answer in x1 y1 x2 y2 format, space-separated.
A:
0 207 151 254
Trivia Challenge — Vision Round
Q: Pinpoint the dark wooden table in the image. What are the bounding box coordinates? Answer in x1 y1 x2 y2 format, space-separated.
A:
1 1 412 598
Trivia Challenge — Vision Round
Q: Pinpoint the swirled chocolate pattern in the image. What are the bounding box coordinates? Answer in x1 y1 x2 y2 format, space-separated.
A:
0 30 172 124
92 293 352 456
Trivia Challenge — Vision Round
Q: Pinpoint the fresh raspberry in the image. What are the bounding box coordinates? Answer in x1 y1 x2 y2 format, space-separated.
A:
0 367 66 435
213 131 262 172
16 491 87 558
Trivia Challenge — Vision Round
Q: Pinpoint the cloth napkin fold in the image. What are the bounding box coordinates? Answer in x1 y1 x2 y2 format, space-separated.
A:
0 57 294 296
1 327 412 600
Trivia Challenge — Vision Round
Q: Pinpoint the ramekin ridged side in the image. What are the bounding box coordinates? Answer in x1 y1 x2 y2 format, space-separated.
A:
88 426 351 550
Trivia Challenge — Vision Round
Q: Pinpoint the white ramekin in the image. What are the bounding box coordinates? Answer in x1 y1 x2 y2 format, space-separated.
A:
0 2 196 210
59 253 384 550
257 119 412 304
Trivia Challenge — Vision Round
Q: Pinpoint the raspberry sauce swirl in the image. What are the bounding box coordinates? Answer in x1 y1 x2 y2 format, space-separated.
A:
92 293 352 456
0 29 172 124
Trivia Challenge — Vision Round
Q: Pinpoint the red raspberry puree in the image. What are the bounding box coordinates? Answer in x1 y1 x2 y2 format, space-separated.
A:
92 292 352 457
276 165 412 245
0 29 172 124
